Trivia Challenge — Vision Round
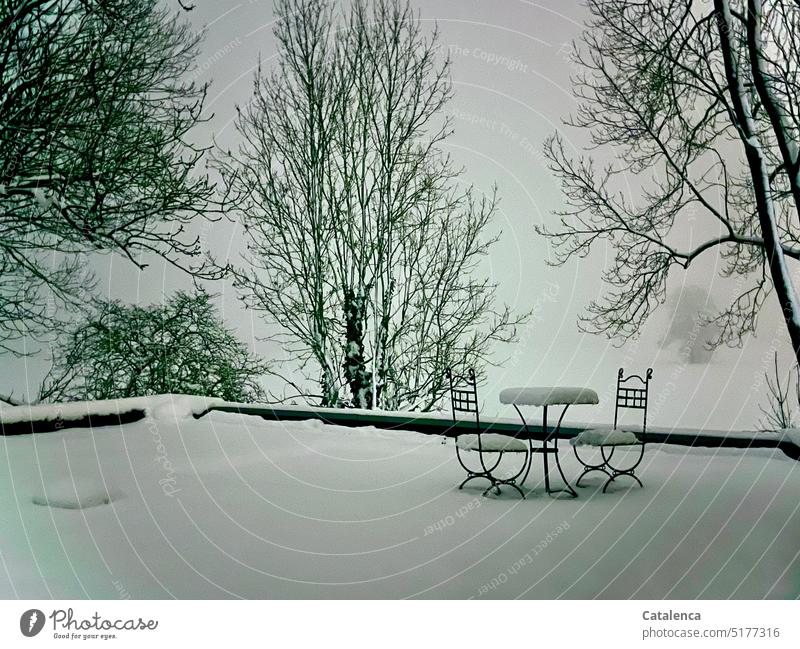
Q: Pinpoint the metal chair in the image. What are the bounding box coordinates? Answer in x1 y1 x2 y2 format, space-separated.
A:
572 368 653 493
447 367 529 498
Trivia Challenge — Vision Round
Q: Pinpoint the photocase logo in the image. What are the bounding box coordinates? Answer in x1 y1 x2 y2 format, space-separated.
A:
20 609 45 637
16 607 159 639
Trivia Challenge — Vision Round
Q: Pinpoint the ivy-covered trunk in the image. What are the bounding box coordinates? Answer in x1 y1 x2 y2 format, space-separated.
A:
319 369 339 408
342 287 373 408
374 310 393 409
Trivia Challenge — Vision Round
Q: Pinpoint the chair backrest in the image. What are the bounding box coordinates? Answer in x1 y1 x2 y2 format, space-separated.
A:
446 367 480 431
614 367 653 434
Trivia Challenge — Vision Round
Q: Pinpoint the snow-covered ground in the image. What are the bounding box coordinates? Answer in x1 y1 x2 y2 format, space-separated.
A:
1 400 798 599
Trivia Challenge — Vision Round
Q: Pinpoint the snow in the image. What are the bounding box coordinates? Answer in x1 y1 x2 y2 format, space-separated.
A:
782 428 800 447
499 386 600 407
32 187 51 209
570 427 640 447
1 405 799 598
455 434 528 452
144 395 223 421
0 394 222 425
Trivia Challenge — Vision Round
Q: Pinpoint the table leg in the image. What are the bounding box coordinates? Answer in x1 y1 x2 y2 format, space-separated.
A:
542 405 551 493
544 404 578 499
512 403 578 498
513 404 535 487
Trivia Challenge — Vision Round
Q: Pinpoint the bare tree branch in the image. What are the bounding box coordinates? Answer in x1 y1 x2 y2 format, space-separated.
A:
0 0 221 356
539 0 800 361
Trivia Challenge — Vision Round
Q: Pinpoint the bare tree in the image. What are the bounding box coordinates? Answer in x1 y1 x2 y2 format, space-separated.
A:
757 352 799 430
39 290 268 403
538 0 800 365
0 0 219 354
218 0 523 410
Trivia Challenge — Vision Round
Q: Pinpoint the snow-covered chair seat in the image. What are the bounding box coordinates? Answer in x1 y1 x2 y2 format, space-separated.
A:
456 434 528 453
570 427 640 447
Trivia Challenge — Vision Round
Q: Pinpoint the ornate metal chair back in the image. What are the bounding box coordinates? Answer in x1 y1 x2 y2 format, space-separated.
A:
613 367 654 437
446 367 480 432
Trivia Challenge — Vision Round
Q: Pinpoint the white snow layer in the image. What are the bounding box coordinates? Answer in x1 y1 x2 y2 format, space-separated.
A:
499 386 600 407
1 408 799 598
782 428 800 447
0 394 222 425
455 433 528 452
570 427 640 447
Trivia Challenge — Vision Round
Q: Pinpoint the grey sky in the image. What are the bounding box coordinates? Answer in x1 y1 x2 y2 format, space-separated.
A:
4 0 795 430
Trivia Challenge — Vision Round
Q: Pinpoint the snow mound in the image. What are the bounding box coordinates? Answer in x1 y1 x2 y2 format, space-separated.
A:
31 478 123 510
456 433 528 452
570 427 640 447
144 395 222 421
0 394 222 426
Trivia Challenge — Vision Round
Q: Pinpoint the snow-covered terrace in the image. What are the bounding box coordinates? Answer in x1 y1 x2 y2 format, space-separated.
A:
1 396 799 598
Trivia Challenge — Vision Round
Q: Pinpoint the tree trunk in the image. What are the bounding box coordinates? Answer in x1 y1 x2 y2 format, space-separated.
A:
319 367 338 408
343 286 373 409
715 0 800 366
374 309 392 409
746 0 800 225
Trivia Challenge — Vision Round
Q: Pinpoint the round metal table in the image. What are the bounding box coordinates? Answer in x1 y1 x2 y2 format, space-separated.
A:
499 387 600 498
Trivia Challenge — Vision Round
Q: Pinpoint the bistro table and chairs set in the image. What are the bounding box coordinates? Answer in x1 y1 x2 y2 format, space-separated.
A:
446 366 654 499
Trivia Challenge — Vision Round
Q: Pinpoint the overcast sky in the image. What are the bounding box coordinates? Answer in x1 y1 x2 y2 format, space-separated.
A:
6 0 797 431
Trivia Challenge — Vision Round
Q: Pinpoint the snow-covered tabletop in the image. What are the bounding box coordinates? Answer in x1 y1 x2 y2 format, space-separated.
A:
499 386 599 407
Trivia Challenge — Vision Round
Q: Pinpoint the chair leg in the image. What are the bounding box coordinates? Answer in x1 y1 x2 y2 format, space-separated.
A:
575 465 612 488
602 443 645 493
461 472 524 498
573 445 612 488
482 482 502 497
480 480 526 499
602 471 643 493
460 471 528 499
459 474 492 490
